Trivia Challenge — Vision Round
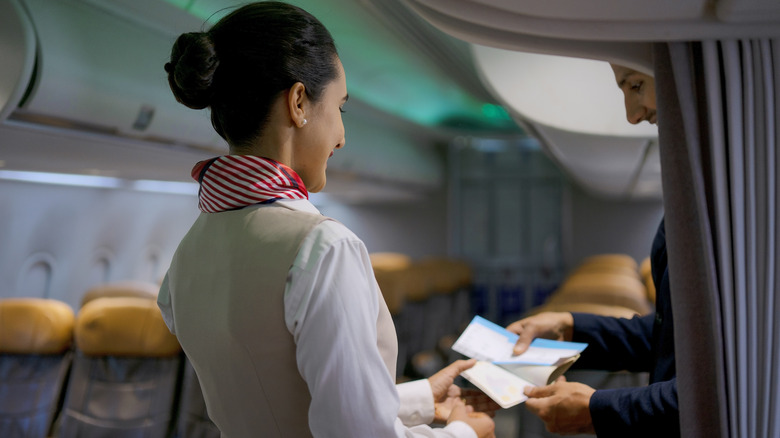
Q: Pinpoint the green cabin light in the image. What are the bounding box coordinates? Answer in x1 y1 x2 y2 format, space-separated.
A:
161 0 519 132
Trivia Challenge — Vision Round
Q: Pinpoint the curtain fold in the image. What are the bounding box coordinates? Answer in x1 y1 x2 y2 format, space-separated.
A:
653 38 779 438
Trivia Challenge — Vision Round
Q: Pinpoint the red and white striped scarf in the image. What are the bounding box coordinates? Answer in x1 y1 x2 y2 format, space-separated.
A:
191 155 308 213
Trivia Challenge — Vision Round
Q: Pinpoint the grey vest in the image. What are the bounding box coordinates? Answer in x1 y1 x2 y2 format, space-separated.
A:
165 205 397 437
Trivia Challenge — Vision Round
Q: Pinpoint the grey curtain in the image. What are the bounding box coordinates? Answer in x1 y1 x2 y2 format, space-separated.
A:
654 39 780 438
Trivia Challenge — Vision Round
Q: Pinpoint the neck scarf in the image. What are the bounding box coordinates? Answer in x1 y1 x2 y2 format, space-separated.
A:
192 155 308 213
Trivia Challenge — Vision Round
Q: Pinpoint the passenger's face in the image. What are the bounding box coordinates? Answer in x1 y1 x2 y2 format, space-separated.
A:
610 64 657 125
292 59 348 193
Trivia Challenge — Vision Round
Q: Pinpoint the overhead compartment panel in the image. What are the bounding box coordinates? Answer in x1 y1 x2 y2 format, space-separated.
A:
20 0 225 150
0 0 36 123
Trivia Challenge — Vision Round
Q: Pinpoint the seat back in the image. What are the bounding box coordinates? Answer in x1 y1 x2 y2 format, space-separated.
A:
0 298 75 438
175 358 220 438
57 297 181 438
79 281 159 308
639 257 656 304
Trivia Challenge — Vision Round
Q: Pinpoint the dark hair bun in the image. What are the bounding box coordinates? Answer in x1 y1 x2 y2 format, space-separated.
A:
165 32 220 110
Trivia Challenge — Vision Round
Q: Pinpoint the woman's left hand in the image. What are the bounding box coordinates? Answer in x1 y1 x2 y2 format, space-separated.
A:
429 359 500 423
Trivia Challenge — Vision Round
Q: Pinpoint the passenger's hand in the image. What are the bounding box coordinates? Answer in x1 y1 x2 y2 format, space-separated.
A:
447 403 496 438
524 380 596 435
506 312 574 356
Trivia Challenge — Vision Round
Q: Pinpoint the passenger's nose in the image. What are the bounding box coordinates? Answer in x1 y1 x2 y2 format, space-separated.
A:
625 99 645 125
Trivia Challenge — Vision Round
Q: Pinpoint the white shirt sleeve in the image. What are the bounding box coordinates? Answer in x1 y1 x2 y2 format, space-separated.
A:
284 221 477 438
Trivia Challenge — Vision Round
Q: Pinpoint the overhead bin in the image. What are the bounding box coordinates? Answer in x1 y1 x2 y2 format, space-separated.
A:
470 46 659 199
1 0 445 194
18 0 225 150
406 0 780 199
0 0 36 123
531 125 659 199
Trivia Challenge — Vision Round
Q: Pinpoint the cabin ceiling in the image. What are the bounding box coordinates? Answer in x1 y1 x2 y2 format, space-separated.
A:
15 0 778 200
89 0 519 133
1 0 527 204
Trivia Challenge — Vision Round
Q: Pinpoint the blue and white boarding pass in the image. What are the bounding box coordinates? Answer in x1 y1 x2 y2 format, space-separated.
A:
451 315 587 365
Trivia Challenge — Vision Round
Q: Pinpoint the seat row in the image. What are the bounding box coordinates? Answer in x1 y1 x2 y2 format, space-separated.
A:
406 253 657 379
370 253 474 379
530 253 656 318
1 254 479 437
0 282 218 438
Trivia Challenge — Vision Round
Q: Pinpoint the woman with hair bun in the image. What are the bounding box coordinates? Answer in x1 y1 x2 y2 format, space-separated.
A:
157 2 495 437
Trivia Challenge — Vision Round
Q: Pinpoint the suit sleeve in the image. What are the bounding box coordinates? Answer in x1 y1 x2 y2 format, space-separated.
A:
571 312 655 372
589 378 679 438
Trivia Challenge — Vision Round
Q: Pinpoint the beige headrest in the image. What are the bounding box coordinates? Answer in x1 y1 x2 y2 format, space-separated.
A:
80 280 160 308
580 254 638 271
545 291 651 316
0 298 75 354
639 257 652 278
415 258 473 294
374 269 406 315
403 265 433 302
370 252 413 271
638 257 657 304
532 302 640 319
551 272 651 315
570 263 640 279
75 297 180 357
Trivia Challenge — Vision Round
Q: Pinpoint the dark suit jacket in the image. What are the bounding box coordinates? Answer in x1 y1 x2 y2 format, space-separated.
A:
571 220 680 437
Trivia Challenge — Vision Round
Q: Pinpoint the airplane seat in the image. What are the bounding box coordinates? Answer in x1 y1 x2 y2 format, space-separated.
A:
578 254 639 272
525 253 652 319
529 302 640 319
369 252 413 271
420 259 475 352
398 263 434 373
79 280 159 308
0 298 75 438
427 259 474 366
639 257 656 304
414 259 454 357
174 358 219 438
551 272 652 315
56 297 181 438
448 259 474 335
371 253 412 379
521 256 651 421
371 252 411 317
570 253 641 281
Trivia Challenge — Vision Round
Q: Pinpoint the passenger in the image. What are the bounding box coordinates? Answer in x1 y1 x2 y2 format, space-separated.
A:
156 2 495 437
507 65 678 437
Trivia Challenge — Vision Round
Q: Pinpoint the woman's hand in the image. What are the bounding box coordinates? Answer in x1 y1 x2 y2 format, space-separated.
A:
447 403 496 438
429 359 475 423
429 359 500 423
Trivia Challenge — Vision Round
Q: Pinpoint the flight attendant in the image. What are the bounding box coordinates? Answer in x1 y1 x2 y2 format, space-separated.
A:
157 2 494 437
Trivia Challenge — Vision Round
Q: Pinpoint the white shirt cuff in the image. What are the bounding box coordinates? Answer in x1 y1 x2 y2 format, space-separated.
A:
396 379 435 426
442 421 479 438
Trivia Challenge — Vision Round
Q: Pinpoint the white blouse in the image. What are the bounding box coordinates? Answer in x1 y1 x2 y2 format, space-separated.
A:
281 199 475 438
160 199 476 438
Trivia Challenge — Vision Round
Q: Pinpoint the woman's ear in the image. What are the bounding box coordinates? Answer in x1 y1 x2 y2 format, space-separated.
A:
287 82 308 128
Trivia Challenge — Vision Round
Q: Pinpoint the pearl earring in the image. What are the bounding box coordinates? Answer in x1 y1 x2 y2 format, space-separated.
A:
302 119 308 126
